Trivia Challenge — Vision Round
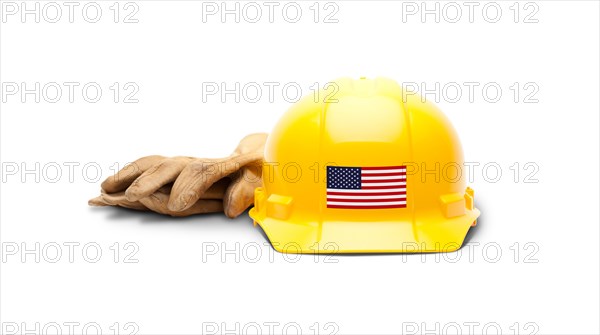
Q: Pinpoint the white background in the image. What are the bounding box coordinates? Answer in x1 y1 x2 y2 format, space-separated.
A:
1 1 599 334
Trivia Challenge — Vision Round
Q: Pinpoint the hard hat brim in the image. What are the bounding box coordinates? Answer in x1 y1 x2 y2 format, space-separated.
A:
250 207 480 254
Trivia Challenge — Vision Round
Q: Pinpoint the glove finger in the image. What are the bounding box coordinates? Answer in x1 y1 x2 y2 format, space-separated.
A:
101 155 165 193
156 179 228 199
88 195 109 207
125 157 193 202
168 153 263 212
139 191 223 217
90 191 149 211
224 163 262 218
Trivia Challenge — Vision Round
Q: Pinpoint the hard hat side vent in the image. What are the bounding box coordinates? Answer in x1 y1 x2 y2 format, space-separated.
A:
439 193 466 218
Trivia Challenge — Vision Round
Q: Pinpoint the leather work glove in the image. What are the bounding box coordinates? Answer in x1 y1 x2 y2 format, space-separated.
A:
88 133 267 218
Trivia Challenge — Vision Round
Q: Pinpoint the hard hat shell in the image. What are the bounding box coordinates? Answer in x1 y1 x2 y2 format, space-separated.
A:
249 77 480 253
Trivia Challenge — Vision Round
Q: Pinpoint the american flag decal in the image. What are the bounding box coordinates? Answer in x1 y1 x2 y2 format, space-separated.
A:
326 165 407 209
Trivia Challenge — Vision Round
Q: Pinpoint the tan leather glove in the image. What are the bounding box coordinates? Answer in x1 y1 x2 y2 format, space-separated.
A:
89 133 267 218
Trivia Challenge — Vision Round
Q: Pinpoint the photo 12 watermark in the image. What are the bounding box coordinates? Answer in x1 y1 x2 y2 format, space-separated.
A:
201 1 340 24
1 1 140 23
402 81 540 104
1 321 140 335
201 321 339 335
201 81 339 104
1 82 140 104
201 241 340 264
1 241 140 264
2 161 118 184
401 321 539 335
401 1 540 24
399 241 540 264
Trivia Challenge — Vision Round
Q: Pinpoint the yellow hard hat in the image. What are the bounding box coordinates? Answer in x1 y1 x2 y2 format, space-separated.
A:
249 77 480 253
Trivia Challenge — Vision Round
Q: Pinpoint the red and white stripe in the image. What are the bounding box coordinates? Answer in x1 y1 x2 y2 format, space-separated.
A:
327 166 407 209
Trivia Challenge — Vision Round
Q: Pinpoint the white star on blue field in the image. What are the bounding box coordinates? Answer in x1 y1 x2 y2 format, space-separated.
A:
327 166 361 189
